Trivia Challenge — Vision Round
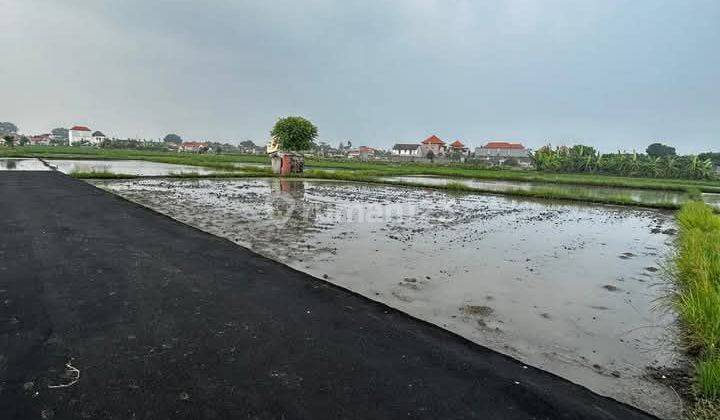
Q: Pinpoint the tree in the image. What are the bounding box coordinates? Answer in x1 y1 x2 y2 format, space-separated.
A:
163 133 182 144
646 143 676 158
270 116 318 151
3 135 15 147
698 152 720 166
0 122 18 135
240 140 256 148
19 136 29 146
50 127 69 143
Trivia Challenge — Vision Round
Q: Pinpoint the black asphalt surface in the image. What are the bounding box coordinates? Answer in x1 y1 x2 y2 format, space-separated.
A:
0 172 657 420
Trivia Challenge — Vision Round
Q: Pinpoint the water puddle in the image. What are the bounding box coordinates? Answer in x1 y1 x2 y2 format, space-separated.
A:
92 177 685 418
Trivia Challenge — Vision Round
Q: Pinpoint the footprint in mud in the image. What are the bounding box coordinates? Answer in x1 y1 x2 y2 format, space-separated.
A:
461 305 494 317
391 290 414 303
602 284 622 292
618 252 636 260
644 266 659 273
398 277 423 290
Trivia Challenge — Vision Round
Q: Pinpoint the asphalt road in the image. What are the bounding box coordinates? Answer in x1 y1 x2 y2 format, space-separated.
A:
0 172 657 419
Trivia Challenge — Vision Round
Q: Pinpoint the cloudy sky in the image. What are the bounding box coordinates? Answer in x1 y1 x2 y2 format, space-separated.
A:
1 0 718 152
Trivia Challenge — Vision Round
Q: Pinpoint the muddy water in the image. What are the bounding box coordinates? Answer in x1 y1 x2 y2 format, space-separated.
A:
703 193 720 209
381 175 694 206
0 158 51 170
46 159 220 176
92 177 685 418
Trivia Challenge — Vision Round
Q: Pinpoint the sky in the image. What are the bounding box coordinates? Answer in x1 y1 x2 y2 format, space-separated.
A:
1 0 719 153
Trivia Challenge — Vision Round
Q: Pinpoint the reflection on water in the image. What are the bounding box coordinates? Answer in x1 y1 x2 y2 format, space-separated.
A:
703 193 720 209
93 177 684 418
46 159 220 176
0 158 51 171
380 175 701 206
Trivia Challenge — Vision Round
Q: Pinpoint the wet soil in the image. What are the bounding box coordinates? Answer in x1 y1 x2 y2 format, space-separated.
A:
93 177 687 419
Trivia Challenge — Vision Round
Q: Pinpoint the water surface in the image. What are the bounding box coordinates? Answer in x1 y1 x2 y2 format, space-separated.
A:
47 159 219 176
381 175 694 206
0 158 51 171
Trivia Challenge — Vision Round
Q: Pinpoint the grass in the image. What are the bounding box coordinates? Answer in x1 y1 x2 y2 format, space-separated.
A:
68 169 140 179
670 202 720 417
5 145 720 193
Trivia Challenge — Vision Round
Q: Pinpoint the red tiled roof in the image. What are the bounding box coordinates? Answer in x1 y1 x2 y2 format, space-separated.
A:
483 142 525 150
70 125 91 131
450 140 465 148
421 135 445 145
181 141 208 147
358 146 375 153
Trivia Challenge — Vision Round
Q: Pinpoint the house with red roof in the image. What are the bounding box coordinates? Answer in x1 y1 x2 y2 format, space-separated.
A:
419 135 446 158
475 141 531 166
347 146 376 160
449 140 469 154
69 125 92 145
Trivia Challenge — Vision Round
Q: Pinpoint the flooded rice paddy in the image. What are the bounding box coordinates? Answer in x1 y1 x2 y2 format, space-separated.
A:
46 159 221 176
0 158 51 170
92 177 685 418
381 175 696 206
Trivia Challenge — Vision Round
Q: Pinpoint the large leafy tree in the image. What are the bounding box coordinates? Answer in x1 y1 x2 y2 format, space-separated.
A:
163 133 182 144
240 140 256 148
271 116 317 151
3 135 15 147
646 143 676 158
0 122 18 135
51 127 69 140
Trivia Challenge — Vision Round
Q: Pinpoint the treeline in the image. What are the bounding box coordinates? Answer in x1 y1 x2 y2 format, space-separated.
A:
534 144 717 180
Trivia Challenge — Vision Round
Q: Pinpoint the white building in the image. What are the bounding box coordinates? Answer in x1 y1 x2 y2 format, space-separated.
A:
69 126 92 144
391 144 421 156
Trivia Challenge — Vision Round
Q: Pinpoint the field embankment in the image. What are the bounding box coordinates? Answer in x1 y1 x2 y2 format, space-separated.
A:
671 202 720 419
5 146 720 193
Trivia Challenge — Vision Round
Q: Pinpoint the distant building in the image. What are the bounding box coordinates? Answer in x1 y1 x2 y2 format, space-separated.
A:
30 134 51 146
348 146 376 160
179 141 210 153
475 141 531 166
449 140 469 154
392 144 421 157
69 126 92 144
419 135 446 157
91 131 107 145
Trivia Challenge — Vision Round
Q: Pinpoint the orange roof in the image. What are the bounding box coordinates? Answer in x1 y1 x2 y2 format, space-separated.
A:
421 135 445 145
181 141 208 147
450 140 465 148
70 125 90 131
483 142 525 150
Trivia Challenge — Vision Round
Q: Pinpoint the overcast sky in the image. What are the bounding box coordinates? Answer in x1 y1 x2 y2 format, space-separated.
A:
1 0 718 153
